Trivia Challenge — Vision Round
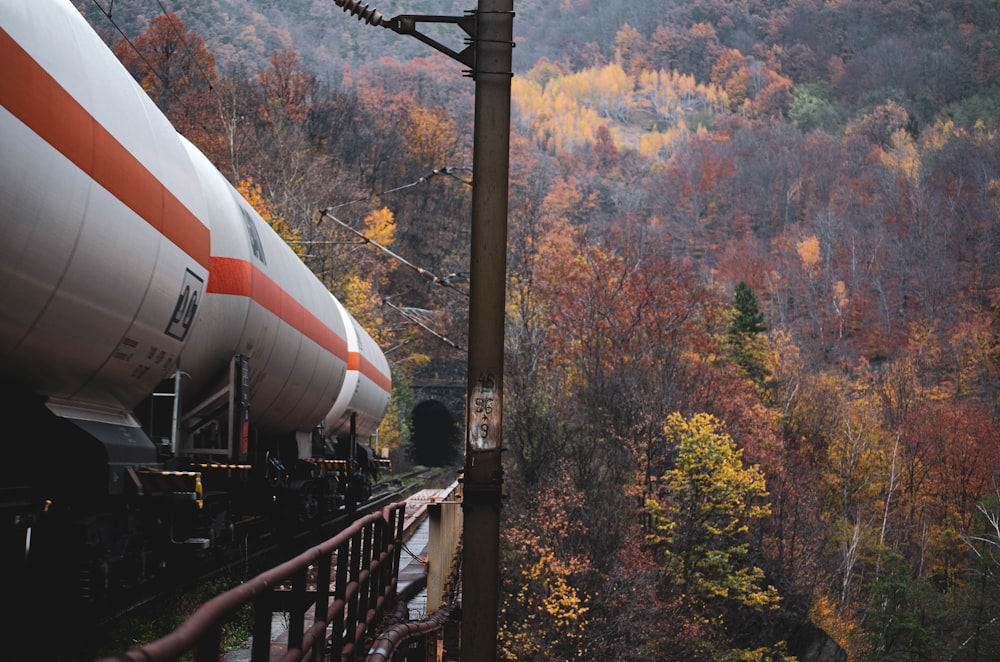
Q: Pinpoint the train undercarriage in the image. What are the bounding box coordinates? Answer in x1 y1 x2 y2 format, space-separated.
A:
0 362 380 620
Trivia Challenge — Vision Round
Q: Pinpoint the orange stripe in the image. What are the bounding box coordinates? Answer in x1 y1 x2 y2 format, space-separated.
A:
0 27 210 270
206 255 252 296
359 354 392 393
347 350 391 392
208 256 349 362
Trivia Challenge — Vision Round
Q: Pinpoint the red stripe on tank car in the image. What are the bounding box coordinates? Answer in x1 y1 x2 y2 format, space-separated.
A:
209 256 349 362
0 28 211 270
206 255 253 296
347 351 391 393
359 353 392 394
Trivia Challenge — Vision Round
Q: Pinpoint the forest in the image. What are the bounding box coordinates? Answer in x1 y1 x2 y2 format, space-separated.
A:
76 0 1000 659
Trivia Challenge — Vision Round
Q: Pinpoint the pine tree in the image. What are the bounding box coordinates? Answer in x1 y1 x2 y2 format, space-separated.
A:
731 281 766 335
727 281 770 385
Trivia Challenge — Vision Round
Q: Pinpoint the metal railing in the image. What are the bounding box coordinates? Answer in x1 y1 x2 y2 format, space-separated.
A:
364 481 464 661
96 503 406 662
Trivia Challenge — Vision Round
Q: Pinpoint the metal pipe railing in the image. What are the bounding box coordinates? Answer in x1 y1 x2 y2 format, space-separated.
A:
364 481 464 662
95 502 406 662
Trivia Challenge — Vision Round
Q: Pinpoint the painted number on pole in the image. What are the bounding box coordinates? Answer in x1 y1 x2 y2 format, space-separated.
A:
469 372 499 451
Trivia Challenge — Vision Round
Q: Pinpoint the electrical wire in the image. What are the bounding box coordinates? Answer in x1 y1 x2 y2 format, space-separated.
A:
381 299 466 353
321 166 472 215
314 166 472 298
315 167 473 352
401 541 427 564
314 207 470 299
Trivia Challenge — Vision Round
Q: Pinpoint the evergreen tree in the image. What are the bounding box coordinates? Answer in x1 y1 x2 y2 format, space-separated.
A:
731 281 766 335
726 281 769 386
865 551 945 661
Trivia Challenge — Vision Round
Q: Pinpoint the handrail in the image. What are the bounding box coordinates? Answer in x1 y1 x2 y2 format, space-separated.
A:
95 502 406 662
365 481 464 661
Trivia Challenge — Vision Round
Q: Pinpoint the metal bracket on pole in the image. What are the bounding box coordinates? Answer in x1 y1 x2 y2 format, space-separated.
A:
386 13 476 69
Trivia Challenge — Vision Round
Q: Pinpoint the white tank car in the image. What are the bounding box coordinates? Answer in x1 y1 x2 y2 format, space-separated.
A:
175 139 355 450
0 1 394 630
0 1 211 423
0 0 391 460
326 297 393 439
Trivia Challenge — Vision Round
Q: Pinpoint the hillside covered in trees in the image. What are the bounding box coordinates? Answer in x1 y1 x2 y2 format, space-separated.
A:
78 0 1000 659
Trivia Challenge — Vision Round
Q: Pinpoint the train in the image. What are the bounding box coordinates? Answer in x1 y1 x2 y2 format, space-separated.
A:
0 0 392 612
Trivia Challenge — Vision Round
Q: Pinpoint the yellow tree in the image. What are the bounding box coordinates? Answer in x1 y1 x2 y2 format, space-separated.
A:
324 206 427 456
646 413 779 613
405 105 459 173
614 23 649 76
499 467 592 661
317 206 396 327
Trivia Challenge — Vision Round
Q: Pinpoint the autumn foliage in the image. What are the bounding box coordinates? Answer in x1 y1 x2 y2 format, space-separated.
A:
88 0 1000 658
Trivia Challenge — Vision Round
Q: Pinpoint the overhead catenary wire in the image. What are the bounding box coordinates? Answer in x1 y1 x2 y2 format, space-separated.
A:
321 166 473 215
313 206 470 299
314 166 472 293
381 299 466 353
314 167 473 351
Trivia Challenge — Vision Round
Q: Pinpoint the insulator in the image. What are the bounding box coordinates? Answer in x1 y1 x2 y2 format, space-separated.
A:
333 0 385 27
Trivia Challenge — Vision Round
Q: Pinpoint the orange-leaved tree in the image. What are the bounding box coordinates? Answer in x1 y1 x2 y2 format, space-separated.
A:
499 466 592 661
114 13 225 165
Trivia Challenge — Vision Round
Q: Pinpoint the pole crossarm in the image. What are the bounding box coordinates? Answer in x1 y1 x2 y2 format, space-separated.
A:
386 14 477 69
329 0 478 68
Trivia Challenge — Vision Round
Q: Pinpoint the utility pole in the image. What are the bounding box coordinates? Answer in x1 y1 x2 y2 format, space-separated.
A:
329 1 513 657
462 2 513 659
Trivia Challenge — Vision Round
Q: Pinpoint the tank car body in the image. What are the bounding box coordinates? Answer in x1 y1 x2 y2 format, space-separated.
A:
0 0 391 611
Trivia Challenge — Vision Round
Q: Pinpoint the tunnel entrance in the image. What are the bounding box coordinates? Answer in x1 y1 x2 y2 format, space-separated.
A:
410 400 460 467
